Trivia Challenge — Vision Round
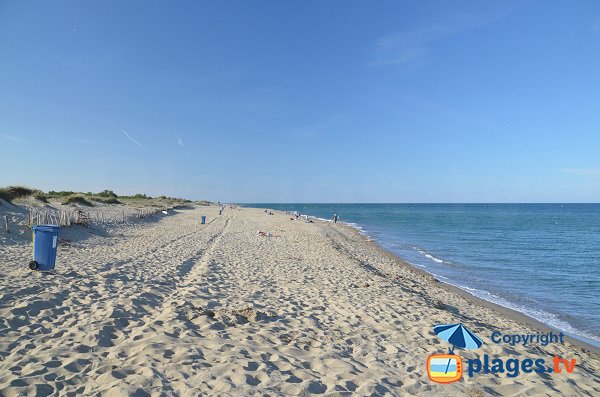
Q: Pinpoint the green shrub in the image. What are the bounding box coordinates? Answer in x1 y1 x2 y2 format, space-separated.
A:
63 195 94 206
97 189 118 198
47 190 75 197
0 186 39 202
32 192 49 203
91 197 121 204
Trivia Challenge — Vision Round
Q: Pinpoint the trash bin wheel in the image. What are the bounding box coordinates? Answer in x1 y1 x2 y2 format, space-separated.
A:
29 261 38 270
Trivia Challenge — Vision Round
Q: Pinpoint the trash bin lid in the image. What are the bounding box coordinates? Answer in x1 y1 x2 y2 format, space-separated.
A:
33 224 61 233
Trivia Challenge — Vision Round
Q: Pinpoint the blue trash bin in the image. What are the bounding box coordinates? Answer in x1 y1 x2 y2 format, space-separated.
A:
201 216 206 224
30 225 60 271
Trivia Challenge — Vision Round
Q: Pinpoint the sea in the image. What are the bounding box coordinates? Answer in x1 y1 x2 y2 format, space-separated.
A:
245 203 600 347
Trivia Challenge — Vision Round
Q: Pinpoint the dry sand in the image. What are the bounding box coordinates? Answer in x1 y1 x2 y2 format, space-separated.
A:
0 206 598 396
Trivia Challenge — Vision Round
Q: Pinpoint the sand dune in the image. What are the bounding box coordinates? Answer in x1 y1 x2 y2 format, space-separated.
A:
0 206 598 396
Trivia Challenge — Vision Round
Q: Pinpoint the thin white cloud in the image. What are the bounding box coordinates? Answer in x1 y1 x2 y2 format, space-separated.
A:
1 133 25 142
373 1 525 67
121 129 149 152
174 133 184 147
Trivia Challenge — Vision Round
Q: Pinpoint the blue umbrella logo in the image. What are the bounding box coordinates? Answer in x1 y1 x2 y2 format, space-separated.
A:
434 323 483 353
433 323 483 375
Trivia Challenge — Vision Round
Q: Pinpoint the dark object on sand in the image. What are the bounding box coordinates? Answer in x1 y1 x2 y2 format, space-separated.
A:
30 225 61 271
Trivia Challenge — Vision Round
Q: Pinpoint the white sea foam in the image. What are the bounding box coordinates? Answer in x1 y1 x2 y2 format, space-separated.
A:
441 280 600 345
429 272 449 280
344 222 368 235
424 253 444 263
404 259 426 268
390 240 598 344
414 248 453 265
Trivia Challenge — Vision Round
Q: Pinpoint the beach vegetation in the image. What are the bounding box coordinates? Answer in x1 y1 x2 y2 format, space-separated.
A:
90 196 121 204
3 185 196 208
97 189 118 198
0 186 46 202
118 193 152 200
32 192 49 203
47 190 76 197
63 195 94 206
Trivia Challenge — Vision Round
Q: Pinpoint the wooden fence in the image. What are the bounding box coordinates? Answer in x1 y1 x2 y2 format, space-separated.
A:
27 207 168 227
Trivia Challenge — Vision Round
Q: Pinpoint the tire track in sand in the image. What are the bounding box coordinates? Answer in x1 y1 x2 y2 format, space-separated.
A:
68 214 234 395
97 216 232 353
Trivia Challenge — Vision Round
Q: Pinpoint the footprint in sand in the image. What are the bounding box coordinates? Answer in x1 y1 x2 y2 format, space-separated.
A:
307 380 328 394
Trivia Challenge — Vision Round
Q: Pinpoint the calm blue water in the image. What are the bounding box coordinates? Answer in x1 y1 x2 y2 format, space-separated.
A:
246 204 600 346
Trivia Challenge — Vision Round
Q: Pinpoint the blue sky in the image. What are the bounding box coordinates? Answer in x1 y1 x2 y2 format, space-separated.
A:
1 0 599 202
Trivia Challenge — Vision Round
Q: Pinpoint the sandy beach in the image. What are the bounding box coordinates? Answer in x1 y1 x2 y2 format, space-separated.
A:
0 205 598 396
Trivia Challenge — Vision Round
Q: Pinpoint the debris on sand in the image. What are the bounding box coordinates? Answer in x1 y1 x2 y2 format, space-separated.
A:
211 307 258 326
181 303 267 326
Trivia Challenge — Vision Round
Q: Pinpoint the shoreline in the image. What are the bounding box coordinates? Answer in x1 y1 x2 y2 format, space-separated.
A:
264 206 600 356
352 226 600 356
337 220 600 356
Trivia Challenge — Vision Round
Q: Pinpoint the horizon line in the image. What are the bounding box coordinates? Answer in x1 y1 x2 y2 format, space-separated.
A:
239 202 600 205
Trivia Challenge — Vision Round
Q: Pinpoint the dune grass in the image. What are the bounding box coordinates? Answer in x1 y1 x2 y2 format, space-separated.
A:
32 192 49 203
2 186 202 208
90 197 121 204
62 195 94 207
0 186 46 203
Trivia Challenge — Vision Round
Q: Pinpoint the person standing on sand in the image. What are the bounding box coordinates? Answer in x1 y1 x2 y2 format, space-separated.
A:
333 213 338 223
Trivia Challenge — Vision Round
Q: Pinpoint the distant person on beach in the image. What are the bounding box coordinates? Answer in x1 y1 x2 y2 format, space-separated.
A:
333 213 338 223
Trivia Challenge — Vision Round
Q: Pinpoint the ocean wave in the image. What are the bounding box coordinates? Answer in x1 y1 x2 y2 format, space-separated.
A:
424 253 444 263
429 272 449 280
443 281 600 345
404 259 426 268
414 248 453 265
343 222 368 235
390 243 598 344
